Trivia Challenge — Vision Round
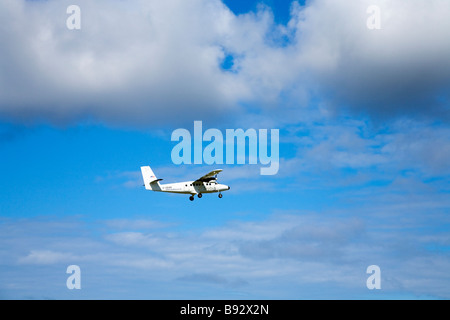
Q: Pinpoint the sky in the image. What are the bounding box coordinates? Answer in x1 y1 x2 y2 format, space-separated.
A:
0 0 449 299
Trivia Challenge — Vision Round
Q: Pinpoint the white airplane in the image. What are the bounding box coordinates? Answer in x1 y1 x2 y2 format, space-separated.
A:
140 166 230 201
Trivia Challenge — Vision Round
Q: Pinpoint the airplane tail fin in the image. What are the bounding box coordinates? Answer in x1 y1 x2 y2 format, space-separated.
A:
141 166 159 190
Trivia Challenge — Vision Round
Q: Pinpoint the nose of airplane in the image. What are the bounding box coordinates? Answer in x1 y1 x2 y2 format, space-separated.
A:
228 186 230 190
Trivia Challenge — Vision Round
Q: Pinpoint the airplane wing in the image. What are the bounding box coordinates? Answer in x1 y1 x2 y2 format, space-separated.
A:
194 169 223 182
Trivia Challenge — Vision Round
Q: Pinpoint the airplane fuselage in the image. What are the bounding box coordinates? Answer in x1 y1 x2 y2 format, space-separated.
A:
148 180 230 195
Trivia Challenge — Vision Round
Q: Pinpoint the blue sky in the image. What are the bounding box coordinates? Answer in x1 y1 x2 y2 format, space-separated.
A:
1 0 450 299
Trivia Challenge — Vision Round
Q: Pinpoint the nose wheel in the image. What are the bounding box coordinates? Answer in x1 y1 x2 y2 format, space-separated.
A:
218 193 223 198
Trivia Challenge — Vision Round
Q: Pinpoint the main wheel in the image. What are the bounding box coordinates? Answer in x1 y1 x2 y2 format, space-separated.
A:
218 193 223 198
198 193 203 198
189 195 194 201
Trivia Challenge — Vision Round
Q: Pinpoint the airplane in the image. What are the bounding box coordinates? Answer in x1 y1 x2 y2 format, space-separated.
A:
140 165 230 201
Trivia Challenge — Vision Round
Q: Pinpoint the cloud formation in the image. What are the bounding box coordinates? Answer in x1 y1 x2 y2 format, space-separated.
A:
1 0 449 126
293 0 450 120
0 0 242 125
2 209 449 299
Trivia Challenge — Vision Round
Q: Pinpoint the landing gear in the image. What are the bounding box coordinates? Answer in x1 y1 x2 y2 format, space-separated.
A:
218 193 223 199
198 193 202 198
189 195 194 201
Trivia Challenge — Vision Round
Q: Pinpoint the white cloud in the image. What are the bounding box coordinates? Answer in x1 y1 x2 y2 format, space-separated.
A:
277 117 450 188
0 0 244 126
1 0 449 126
380 121 450 176
2 210 449 298
18 249 76 265
293 0 450 119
